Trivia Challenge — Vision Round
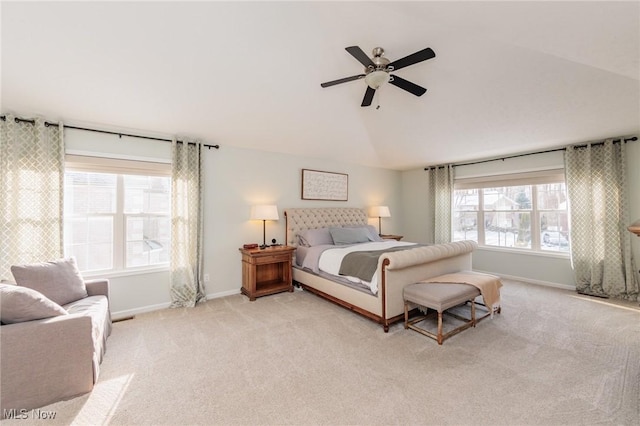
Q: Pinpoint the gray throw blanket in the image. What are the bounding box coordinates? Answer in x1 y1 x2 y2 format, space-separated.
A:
338 245 425 282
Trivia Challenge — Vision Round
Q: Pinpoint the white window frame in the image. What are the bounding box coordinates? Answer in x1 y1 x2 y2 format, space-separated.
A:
453 169 569 256
64 155 172 276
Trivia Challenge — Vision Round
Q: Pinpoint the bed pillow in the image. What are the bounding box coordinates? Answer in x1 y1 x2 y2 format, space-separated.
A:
346 224 384 242
329 227 372 245
298 228 334 247
367 225 385 242
0 283 68 324
11 257 87 306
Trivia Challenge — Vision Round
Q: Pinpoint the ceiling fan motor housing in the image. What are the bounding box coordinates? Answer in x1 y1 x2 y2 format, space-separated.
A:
367 47 391 73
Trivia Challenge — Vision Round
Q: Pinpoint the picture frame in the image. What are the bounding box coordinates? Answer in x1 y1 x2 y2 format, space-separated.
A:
301 169 348 201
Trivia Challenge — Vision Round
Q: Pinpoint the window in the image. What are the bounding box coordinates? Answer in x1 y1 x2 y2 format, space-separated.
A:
63 156 171 273
453 171 568 253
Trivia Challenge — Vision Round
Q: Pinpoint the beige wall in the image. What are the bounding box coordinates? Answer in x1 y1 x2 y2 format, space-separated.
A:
201 145 402 299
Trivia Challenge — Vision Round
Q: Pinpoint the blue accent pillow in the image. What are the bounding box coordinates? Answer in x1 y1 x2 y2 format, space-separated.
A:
345 224 384 242
329 227 372 245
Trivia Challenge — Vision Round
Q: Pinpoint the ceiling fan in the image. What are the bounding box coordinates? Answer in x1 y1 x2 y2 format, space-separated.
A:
320 46 436 107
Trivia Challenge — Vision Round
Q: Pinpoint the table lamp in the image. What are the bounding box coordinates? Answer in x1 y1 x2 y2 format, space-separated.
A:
251 205 279 249
369 205 391 235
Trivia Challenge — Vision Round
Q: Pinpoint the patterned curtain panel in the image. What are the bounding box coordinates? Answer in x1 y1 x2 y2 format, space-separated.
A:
170 139 206 307
0 115 64 281
565 140 638 301
429 164 454 244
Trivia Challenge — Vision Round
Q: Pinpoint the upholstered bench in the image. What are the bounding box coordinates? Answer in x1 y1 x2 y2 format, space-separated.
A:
403 282 481 345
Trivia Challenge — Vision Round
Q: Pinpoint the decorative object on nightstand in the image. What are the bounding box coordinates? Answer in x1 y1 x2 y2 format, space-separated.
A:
628 219 640 237
239 245 296 301
369 205 391 235
251 204 279 249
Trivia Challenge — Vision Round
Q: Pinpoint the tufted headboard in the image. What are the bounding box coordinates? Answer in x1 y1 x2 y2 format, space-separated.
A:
284 208 368 247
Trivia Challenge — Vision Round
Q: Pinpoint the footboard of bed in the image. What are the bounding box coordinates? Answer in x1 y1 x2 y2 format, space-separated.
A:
380 241 477 326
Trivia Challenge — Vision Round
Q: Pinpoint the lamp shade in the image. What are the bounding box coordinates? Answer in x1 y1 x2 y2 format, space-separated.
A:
250 205 279 221
369 206 391 218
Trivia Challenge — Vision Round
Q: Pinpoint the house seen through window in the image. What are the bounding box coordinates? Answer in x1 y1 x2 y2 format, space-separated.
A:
453 172 568 253
63 162 171 273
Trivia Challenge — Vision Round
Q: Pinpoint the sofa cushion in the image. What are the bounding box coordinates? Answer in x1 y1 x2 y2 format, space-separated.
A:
11 257 88 306
0 283 68 324
65 296 112 381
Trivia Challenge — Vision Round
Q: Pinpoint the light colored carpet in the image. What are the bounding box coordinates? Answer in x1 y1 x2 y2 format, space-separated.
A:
6 279 639 425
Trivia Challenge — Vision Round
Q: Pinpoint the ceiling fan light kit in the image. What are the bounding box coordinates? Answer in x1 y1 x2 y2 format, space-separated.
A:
364 70 390 89
321 45 435 107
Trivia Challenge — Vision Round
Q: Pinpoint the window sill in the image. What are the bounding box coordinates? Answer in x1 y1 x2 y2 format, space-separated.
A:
82 265 170 280
476 245 571 260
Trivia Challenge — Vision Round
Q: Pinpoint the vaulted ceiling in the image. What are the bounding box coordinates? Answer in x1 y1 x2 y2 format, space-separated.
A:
2 1 639 170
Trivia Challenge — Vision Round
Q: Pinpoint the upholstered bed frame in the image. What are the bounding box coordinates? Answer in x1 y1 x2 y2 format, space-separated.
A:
285 207 477 332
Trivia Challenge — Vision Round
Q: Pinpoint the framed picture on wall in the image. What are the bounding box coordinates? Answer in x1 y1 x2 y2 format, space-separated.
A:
301 169 348 201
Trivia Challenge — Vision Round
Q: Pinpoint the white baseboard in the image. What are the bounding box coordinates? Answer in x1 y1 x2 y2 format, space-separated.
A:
111 302 171 321
473 269 576 291
206 288 241 300
111 289 243 320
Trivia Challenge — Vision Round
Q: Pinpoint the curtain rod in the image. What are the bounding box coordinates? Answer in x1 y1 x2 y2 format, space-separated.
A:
424 136 638 170
1 115 220 150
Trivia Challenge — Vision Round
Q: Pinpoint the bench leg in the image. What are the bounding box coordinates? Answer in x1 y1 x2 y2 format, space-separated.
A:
404 302 409 329
437 311 443 345
471 299 476 327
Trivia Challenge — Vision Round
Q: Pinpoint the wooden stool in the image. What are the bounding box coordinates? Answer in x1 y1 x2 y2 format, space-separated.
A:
403 282 481 345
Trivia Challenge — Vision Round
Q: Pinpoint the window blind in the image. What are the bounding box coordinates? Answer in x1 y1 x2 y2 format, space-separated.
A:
65 154 171 177
454 169 565 190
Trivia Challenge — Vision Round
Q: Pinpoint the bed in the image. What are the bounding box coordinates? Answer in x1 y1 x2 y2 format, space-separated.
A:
285 207 477 332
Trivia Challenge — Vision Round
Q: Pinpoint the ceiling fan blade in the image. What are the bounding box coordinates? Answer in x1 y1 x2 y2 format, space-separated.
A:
361 86 375 107
389 75 427 97
320 74 366 88
388 47 435 71
345 46 375 68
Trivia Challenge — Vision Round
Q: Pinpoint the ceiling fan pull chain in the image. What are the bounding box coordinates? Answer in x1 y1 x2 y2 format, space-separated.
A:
376 89 382 110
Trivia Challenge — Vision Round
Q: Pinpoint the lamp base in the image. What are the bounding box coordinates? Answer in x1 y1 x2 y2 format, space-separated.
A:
259 244 268 250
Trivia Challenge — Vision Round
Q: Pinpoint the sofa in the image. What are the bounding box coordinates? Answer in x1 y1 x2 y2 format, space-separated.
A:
0 258 112 416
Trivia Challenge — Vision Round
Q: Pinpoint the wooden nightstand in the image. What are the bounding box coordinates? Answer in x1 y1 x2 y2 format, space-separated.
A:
239 245 296 301
380 234 403 241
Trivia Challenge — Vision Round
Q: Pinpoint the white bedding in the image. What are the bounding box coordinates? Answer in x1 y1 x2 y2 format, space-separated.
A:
316 241 416 294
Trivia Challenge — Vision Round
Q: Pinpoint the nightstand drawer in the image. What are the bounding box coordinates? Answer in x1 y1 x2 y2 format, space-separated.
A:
253 253 289 265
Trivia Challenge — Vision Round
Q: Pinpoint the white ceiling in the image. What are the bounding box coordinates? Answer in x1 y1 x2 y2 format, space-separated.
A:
2 1 639 171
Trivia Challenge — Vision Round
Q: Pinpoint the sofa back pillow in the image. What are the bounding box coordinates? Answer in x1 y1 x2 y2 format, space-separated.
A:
11 257 88 306
0 284 68 324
